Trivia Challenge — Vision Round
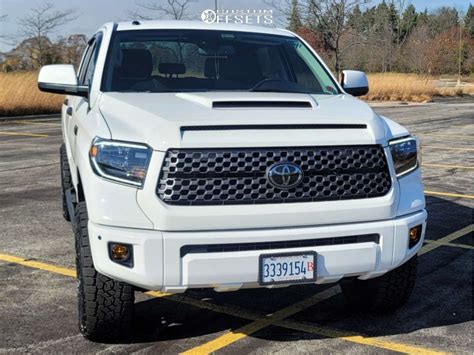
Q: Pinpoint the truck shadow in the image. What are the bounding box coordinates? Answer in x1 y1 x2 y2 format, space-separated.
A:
124 196 472 346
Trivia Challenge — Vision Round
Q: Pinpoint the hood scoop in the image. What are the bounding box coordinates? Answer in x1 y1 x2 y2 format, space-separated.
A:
212 101 313 109
175 92 316 109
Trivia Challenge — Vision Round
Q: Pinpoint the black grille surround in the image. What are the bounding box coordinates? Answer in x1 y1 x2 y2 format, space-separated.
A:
157 146 392 206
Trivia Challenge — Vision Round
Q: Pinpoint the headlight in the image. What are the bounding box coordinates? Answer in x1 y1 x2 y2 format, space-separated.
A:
89 138 152 188
389 136 419 177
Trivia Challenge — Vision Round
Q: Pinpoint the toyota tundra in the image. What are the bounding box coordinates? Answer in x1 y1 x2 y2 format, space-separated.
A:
38 21 426 341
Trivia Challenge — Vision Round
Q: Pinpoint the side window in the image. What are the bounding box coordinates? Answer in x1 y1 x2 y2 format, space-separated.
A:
77 44 93 82
80 33 103 86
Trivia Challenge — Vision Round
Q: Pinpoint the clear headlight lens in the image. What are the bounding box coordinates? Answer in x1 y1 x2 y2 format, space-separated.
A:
389 136 419 177
89 138 152 188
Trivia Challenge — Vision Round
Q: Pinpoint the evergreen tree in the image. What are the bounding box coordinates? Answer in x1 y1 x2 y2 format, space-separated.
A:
400 4 418 42
348 4 367 35
465 3 474 38
288 0 302 32
417 8 429 26
428 7 459 35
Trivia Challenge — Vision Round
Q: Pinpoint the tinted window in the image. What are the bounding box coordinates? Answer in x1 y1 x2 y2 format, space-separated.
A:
81 33 102 86
77 44 93 82
102 30 338 94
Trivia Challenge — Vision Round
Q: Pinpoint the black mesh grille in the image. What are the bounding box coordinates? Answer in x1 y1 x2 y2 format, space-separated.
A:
157 146 392 205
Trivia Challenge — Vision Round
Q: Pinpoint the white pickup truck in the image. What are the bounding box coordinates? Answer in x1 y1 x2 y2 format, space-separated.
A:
38 21 426 341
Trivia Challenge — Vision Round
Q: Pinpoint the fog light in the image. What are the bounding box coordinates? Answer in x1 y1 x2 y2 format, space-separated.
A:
108 243 133 267
409 225 422 248
111 244 129 260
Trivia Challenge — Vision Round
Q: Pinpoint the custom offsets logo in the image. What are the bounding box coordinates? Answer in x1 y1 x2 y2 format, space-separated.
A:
201 9 273 25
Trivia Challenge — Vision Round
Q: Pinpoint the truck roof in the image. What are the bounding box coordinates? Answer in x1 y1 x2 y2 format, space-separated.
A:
111 20 294 37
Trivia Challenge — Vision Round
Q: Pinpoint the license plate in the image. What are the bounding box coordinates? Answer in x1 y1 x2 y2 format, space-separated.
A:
259 252 316 285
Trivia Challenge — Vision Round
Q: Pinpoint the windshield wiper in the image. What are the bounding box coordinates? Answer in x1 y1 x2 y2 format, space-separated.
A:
248 78 312 94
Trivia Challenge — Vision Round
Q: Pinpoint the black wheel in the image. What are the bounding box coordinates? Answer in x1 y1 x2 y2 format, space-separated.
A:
340 255 418 313
60 143 72 222
74 201 134 341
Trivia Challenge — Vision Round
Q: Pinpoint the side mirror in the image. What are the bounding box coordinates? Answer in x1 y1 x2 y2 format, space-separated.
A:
341 70 369 96
38 64 88 98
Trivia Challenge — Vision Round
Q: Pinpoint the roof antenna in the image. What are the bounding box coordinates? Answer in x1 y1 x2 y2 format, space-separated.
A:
132 20 140 25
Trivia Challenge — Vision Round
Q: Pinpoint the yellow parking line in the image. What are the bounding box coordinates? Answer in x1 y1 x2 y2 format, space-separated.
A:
0 131 49 138
183 322 261 355
182 284 447 355
0 253 75 277
424 239 473 250
0 253 267 324
276 319 446 355
423 145 474 152
419 224 473 256
0 252 450 355
15 120 61 127
0 252 266 323
1 225 471 354
182 226 471 354
424 190 474 199
423 163 474 170
156 288 428 355
181 286 340 355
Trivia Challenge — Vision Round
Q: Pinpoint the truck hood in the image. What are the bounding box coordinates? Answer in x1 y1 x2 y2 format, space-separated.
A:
99 92 388 151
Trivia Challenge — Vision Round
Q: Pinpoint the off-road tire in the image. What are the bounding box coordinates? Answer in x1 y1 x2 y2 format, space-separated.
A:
340 255 418 313
74 201 134 341
60 143 72 222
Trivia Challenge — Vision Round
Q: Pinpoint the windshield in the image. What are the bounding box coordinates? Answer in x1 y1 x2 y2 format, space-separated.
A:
101 29 339 94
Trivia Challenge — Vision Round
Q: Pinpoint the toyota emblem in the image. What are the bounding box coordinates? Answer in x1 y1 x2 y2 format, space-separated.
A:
266 163 304 189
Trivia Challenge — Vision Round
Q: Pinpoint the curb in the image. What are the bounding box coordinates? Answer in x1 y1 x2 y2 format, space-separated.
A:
0 113 61 122
368 101 430 107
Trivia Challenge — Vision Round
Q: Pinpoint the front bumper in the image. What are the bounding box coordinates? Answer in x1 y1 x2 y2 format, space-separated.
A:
88 209 427 292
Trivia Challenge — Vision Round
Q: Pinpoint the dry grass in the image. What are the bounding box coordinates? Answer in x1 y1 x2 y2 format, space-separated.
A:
0 71 63 116
363 73 474 102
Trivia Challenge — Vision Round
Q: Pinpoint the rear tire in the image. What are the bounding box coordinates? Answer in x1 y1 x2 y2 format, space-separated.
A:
340 255 418 313
60 143 72 222
74 201 134 341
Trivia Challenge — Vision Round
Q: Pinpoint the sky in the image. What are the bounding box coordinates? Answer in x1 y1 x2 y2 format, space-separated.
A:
0 0 471 52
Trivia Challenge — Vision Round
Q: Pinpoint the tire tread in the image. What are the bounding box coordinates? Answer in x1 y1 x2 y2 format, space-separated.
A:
341 255 418 313
60 143 72 222
75 201 134 341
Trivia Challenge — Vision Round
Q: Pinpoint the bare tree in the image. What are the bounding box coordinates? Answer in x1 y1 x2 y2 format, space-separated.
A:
402 24 432 74
306 0 370 75
18 2 79 68
266 0 370 74
56 34 88 69
0 14 9 41
131 0 195 20
264 0 295 27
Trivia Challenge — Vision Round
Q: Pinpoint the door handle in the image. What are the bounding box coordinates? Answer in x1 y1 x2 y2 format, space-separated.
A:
66 107 73 116
74 125 78 136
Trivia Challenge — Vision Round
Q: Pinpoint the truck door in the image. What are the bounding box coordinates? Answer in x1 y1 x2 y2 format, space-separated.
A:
66 34 102 163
